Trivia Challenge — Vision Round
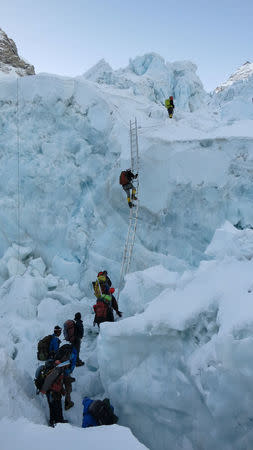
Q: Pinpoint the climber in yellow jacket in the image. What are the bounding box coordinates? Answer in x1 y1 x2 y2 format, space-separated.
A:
165 96 175 118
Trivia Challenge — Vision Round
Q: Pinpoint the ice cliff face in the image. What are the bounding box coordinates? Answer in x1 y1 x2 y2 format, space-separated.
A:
0 58 253 287
84 53 207 112
0 28 35 76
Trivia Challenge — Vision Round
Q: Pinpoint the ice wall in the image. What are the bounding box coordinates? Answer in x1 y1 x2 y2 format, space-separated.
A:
0 65 252 292
97 223 253 450
84 53 207 112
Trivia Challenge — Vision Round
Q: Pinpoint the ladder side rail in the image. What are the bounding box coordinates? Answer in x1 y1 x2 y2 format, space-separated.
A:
126 211 139 272
117 213 136 296
117 118 140 302
126 118 139 272
117 216 135 300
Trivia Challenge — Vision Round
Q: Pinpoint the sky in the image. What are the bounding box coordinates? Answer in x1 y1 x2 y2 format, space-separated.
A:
0 0 253 91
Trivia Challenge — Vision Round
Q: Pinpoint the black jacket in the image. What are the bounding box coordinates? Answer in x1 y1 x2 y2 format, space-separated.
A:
106 275 112 287
75 319 84 339
125 170 135 182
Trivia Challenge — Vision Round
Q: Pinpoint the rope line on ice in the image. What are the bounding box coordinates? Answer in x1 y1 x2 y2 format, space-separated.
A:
117 118 140 302
16 77 21 267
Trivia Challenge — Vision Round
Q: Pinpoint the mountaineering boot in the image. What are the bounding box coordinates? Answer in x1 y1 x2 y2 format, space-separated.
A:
65 400 74 410
76 360 85 367
59 419 69 423
49 420 55 427
131 188 137 201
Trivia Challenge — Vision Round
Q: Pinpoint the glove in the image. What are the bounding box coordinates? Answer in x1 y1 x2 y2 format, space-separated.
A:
117 311 122 317
61 389 66 396
134 173 138 178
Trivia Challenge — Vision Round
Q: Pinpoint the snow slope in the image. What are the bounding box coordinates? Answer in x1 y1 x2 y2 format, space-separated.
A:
0 53 253 449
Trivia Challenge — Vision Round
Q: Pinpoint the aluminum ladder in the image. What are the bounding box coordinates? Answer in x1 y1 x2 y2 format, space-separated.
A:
117 118 140 302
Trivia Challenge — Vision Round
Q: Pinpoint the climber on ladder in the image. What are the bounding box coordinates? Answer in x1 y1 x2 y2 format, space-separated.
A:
119 169 138 208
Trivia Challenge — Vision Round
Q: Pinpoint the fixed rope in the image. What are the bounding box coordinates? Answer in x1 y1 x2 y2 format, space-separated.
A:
16 78 21 267
117 118 140 302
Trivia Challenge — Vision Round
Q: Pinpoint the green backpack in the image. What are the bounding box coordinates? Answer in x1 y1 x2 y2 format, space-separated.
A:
37 335 52 361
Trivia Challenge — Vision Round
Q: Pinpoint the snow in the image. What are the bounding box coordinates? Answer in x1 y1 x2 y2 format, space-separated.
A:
0 418 147 450
215 61 253 93
0 52 253 449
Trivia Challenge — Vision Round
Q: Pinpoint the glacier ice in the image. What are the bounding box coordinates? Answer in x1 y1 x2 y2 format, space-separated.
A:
97 223 253 450
0 53 253 449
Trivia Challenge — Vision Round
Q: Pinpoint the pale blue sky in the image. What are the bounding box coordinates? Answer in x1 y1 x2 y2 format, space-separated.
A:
1 0 252 91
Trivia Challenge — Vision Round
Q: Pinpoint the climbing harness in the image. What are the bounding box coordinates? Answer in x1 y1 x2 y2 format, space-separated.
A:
117 118 140 302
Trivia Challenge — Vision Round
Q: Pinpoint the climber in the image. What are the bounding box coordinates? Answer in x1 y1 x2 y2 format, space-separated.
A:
37 325 62 362
119 169 138 208
93 271 122 318
74 312 85 367
93 271 110 297
165 96 175 118
54 343 77 411
82 397 118 428
63 345 77 411
40 360 70 427
93 292 116 327
100 271 122 317
48 326 62 357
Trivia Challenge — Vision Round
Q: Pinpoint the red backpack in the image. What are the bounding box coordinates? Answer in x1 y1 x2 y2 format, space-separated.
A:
93 300 108 323
63 320 75 343
119 171 129 186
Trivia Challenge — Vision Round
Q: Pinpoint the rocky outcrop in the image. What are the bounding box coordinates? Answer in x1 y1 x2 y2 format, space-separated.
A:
215 61 253 93
0 28 35 76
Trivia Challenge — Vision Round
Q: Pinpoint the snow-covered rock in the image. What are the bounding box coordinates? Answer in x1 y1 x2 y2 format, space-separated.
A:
215 61 253 93
212 61 253 120
0 28 35 76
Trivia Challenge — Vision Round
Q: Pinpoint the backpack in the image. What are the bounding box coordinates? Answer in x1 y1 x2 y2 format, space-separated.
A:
34 362 54 392
92 280 102 298
88 399 118 425
119 171 129 186
63 320 75 343
92 276 109 297
37 335 52 361
93 299 109 323
54 344 73 363
98 275 110 293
